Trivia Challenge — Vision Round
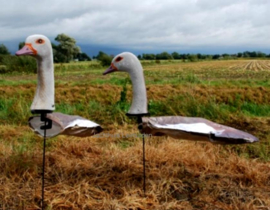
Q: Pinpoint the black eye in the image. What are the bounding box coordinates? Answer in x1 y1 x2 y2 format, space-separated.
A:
115 56 123 62
36 39 44 44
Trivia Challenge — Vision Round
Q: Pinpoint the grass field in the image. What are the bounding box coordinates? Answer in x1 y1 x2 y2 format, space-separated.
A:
0 59 270 209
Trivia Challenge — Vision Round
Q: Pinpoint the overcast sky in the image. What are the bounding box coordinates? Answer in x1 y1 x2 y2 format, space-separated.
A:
1 0 269 56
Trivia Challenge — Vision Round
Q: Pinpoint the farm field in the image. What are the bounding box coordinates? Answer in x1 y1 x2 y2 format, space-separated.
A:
0 59 270 209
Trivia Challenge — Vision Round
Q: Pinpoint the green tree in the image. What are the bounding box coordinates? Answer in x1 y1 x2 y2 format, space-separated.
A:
96 51 107 60
0 44 10 55
222 54 231 59
96 51 112 66
243 51 250 58
180 54 188 60
18 42 25 50
171 52 181 59
54 33 81 63
205 55 213 60
249 51 257 57
76 52 91 61
212 54 221 59
156 52 173 60
142 53 156 60
187 54 198 62
196 53 202 59
257 51 266 58
237 52 243 58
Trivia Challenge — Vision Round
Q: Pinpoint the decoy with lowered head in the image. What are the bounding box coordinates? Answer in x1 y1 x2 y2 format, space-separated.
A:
16 34 102 138
103 52 258 144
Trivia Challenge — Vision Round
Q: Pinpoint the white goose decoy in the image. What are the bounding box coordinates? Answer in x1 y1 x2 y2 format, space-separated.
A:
16 35 102 138
103 52 258 144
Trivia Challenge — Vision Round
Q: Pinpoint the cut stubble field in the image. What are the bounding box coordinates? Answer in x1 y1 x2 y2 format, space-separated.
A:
0 59 270 209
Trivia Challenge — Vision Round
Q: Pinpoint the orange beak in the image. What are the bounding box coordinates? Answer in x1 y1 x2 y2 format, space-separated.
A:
103 63 118 75
16 43 37 56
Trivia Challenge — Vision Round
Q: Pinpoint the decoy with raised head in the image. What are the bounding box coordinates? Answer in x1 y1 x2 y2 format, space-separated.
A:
16 34 102 138
16 34 102 209
104 52 258 195
103 52 258 144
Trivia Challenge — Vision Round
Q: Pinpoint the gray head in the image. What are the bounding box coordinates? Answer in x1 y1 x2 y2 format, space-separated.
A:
16 34 52 60
103 52 148 115
103 52 142 75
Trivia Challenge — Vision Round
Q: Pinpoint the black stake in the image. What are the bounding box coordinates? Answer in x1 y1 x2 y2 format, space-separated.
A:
126 113 148 196
136 116 146 195
39 113 52 210
142 132 146 195
41 120 47 210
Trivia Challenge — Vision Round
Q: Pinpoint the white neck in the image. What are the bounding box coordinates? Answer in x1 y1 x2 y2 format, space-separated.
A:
31 54 55 112
127 60 148 115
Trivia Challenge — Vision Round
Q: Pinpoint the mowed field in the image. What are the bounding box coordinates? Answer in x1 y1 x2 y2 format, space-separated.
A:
0 59 270 209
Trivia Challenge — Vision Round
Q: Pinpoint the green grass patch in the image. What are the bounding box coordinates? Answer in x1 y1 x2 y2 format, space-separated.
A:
241 102 270 117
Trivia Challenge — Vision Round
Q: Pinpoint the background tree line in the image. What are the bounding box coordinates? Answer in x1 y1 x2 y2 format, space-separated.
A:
1 33 270 74
138 51 270 61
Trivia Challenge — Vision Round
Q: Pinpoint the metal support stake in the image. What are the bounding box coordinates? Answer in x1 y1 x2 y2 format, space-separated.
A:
40 113 52 210
137 116 146 195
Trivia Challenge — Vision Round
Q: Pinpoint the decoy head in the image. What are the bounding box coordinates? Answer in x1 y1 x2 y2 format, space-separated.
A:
103 52 141 75
16 34 55 114
16 34 52 59
103 52 148 115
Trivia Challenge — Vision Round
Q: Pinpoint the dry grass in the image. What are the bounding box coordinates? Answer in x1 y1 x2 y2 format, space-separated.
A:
0 129 270 209
0 59 270 209
229 60 270 71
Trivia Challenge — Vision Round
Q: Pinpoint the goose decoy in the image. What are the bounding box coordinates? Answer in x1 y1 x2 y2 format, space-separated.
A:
16 34 102 209
16 35 102 138
103 52 258 194
103 52 258 144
